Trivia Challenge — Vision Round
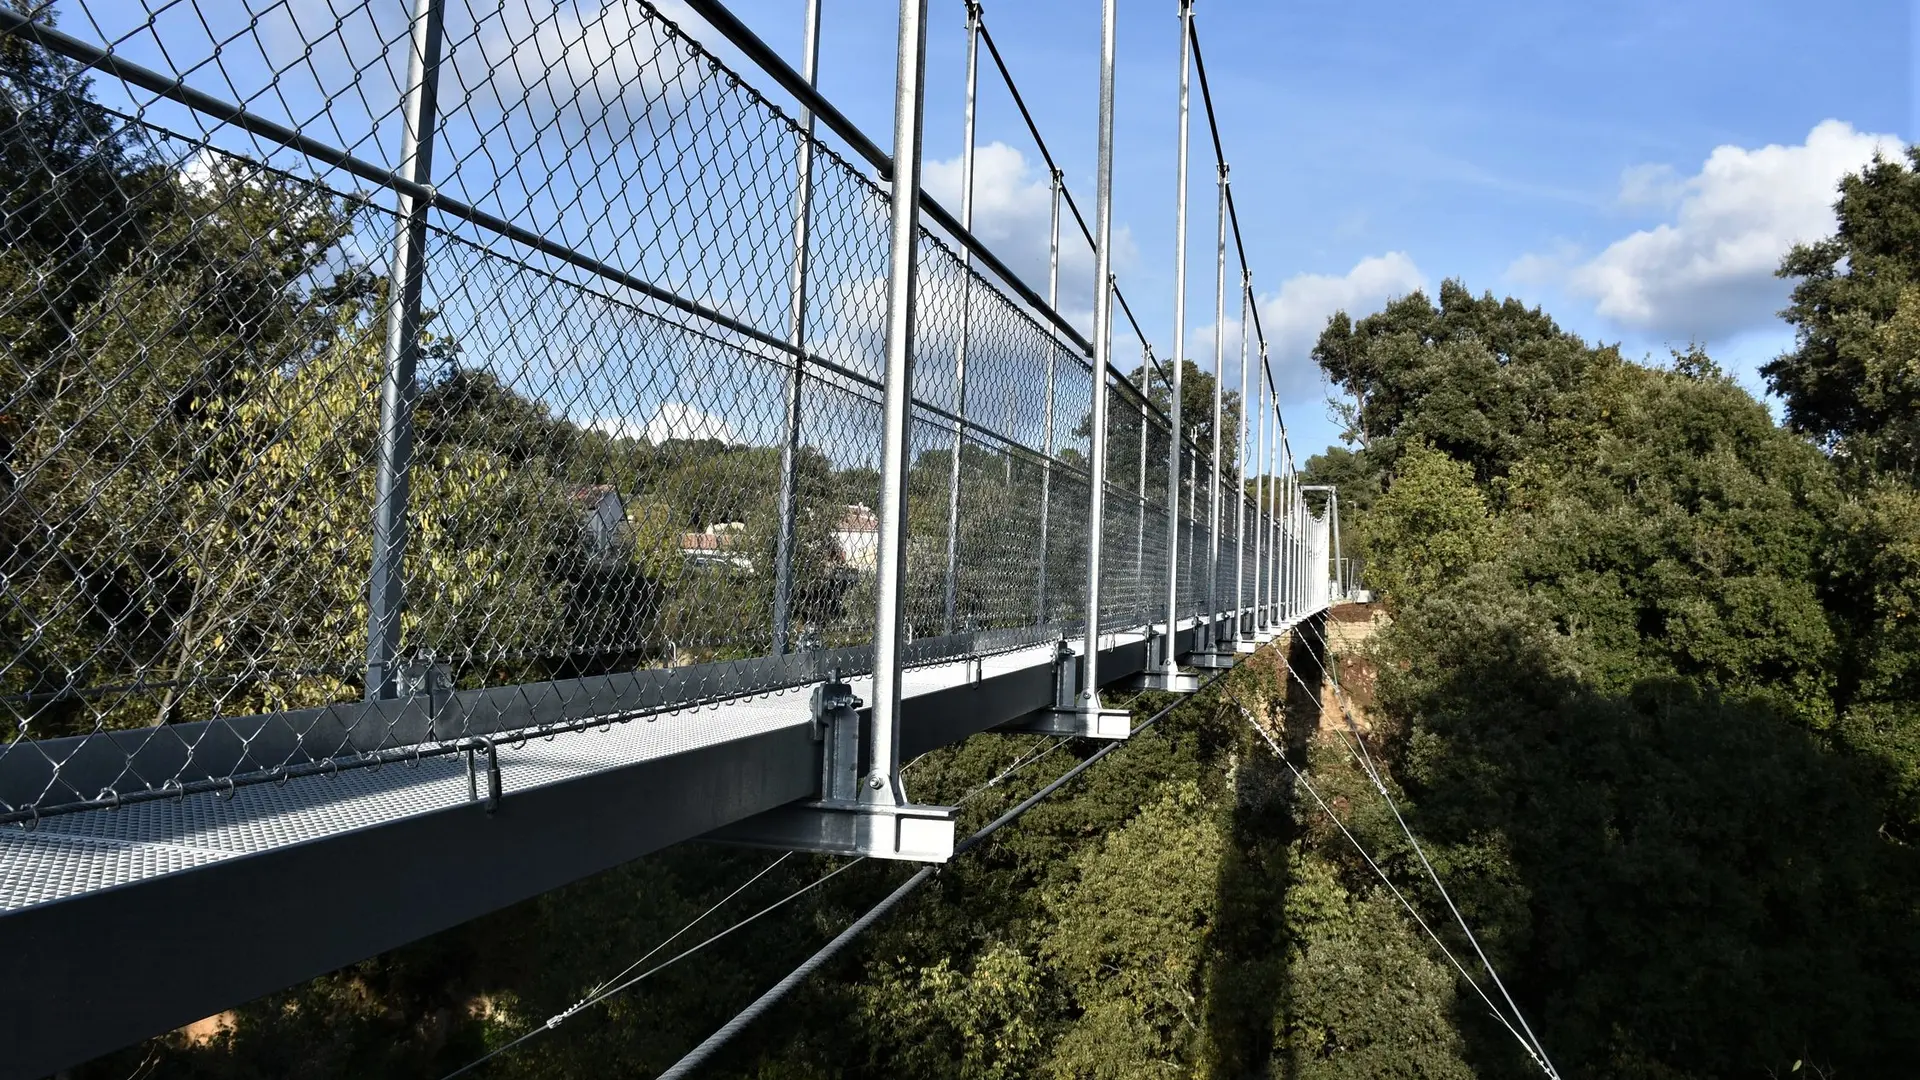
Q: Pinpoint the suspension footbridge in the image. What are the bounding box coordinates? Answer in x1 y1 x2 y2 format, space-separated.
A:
0 1 1356 1074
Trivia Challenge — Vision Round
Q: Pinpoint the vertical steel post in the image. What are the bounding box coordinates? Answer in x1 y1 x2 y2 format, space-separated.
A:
1135 367 1148 600
1244 315 1259 630
1278 455 1287 622
1300 463 1309 611
1077 0 1119 708
1204 162 1226 651
1331 491 1343 598
1271 402 1283 624
1265 366 1277 626
1297 467 1307 612
1036 167 1062 625
1244 307 1259 635
1263 393 1273 626
940 1 982 636
1298 464 1307 614
1268 355 1280 623
365 0 447 701
772 0 824 656
1082 0 1121 707
1275 454 1286 623
867 0 930 804
1290 455 1305 618
1281 458 1291 621
1186 443 1197 617
1307 486 1316 609
1158 0 1193 674
1288 455 1299 619
1288 464 1297 619
1234 272 1249 635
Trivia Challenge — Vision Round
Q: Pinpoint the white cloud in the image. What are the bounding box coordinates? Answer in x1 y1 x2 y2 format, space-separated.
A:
1188 253 1428 401
592 402 739 445
459 0 709 121
1534 120 1903 342
922 142 1138 334
1615 162 1685 210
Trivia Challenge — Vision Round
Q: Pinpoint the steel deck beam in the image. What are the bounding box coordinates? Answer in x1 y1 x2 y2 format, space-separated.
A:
0 609 1315 1079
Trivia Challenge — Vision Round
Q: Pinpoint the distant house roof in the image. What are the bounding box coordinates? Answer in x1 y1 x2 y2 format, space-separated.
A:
679 531 743 552
679 525 754 570
836 504 879 533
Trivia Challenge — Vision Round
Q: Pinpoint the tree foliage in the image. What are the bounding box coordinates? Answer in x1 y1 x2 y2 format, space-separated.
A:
1303 203 1920 1073
1769 147 1920 476
23 23 1920 1080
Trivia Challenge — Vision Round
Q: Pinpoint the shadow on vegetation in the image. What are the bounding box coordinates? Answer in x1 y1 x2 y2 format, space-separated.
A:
1200 621 1326 1080
1377 603 1920 1079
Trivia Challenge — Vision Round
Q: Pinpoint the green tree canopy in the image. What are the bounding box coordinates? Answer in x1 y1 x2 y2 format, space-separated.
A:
1769 146 1920 477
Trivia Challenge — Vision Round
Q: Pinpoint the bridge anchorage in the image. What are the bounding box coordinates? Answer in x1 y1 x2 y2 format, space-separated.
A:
0 0 1347 1075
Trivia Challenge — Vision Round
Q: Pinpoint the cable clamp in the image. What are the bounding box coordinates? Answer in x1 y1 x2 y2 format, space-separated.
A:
545 1000 587 1030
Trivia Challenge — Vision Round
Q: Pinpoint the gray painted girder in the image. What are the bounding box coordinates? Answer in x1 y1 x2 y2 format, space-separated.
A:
0 612 1258 1079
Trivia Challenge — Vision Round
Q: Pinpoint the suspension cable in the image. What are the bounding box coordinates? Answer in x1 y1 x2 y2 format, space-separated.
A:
1287 613 1563 1078
438 856 866 1080
1235 703 1553 1076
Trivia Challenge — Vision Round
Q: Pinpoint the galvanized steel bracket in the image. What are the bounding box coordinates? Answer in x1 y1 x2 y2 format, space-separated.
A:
706 798 957 863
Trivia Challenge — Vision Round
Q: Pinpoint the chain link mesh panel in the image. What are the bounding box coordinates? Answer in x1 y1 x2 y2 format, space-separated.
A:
0 0 1248 820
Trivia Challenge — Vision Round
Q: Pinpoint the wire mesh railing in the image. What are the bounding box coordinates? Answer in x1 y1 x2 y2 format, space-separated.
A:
0 0 1314 824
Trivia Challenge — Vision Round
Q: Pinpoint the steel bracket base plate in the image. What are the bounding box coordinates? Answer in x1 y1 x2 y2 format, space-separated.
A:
1002 706 1132 740
705 798 957 863
1184 651 1237 671
1118 669 1203 693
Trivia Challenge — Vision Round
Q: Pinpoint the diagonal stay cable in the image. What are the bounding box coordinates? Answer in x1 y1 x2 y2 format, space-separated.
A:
580 852 794 1007
438 856 866 1080
1290 613 1563 1079
1234 703 1551 1075
956 736 1071 807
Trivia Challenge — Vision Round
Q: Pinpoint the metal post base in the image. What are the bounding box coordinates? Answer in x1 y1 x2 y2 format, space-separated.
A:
1119 668 1203 693
996 639 1133 737
1184 650 1236 670
1002 705 1132 739
706 799 957 863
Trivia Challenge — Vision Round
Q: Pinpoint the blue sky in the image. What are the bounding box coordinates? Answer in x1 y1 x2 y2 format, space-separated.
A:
693 0 1912 461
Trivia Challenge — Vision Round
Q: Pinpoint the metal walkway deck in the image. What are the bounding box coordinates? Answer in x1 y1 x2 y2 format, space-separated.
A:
0 613 1313 1079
